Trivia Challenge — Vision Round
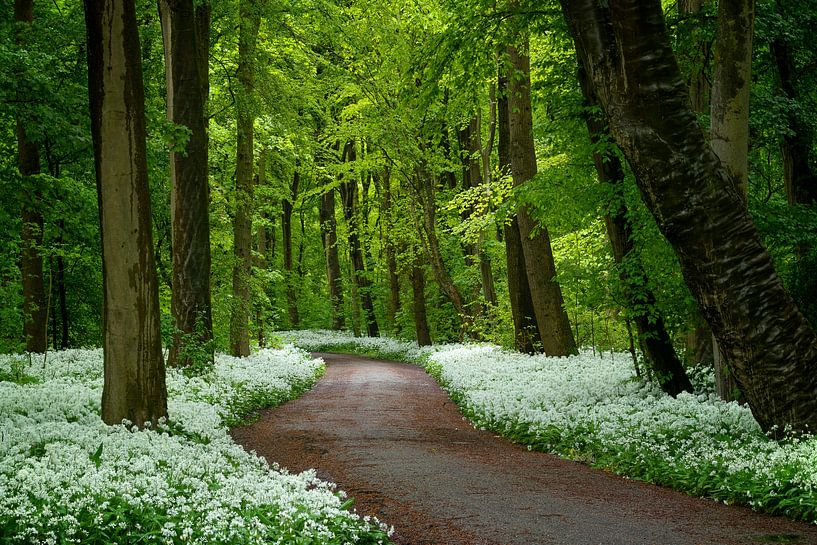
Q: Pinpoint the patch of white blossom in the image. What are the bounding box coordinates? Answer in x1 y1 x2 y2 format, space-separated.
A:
278 329 458 362
0 347 390 544
424 345 817 519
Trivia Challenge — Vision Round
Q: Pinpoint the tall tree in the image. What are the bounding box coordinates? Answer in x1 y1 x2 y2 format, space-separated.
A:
15 0 47 353
229 0 260 357
710 0 755 399
499 70 540 354
339 140 379 337
507 40 577 356
158 0 213 367
84 0 167 426
282 170 300 327
381 169 401 333
578 67 693 396
320 187 345 330
410 259 432 346
560 0 817 436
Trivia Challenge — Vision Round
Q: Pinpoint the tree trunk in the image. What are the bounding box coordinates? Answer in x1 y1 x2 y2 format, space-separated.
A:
229 0 259 357
771 23 817 206
340 141 379 337
15 0 47 354
159 0 213 367
382 169 401 333
84 0 168 427
56 219 69 349
282 171 300 327
411 261 432 346
498 70 540 353
677 0 712 114
561 0 817 436
320 188 345 330
507 40 577 356
579 66 693 396
710 0 755 400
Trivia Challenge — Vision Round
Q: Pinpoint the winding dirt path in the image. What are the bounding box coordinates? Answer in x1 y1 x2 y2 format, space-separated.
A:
230 353 817 545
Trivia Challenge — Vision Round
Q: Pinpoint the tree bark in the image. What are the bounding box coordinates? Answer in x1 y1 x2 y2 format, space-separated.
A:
340 141 379 337
561 0 817 436
770 20 817 206
84 0 167 427
579 66 693 396
710 0 755 400
498 70 540 353
282 171 300 327
15 0 47 353
411 260 432 346
159 0 213 367
320 188 345 330
229 0 259 357
507 40 577 356
382 169 401 333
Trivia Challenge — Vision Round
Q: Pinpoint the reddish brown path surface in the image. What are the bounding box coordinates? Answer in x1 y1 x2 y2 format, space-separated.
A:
230 353 817 545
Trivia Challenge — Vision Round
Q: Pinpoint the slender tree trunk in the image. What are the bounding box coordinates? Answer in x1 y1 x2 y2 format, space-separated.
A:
282 171 300 327
340 141 379 337
15 0 47 354
55 219 69 349
561 0 817 436
382 169 401 333
159 0 213 366
507 40 577 356
579 68 693 395
498 70 540 353
677 0 712 114
254 150 268 346
320 188 345 330
411 260 432 346
229 0 259 357
770 13 817 206
84 0 167 427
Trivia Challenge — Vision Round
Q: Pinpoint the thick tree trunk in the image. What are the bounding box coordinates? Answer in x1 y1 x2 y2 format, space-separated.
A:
498 71 540 353
710 0 755 400
229 0 259 357
320 188 345 330
507 41 577 356
339 141 379 337
159 0 213 367
561 0 817 436
579 67 693 396
15 0 47 354
410 261 432 346
84 0 167 427
282 171 300 327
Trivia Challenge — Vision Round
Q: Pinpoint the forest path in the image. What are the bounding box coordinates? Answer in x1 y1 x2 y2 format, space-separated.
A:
230 353 817 545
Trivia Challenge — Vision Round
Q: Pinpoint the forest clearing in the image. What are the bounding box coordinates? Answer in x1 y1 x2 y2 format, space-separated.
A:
3 0 817 542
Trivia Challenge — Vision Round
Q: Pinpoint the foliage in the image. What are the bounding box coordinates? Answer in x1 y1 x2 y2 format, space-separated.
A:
0 347 392 544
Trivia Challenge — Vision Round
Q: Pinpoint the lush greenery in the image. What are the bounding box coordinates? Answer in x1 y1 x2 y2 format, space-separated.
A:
0 347 392 544
286 329 817 523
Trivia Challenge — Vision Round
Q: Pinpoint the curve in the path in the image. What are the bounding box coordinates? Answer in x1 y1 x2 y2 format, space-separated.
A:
230 353 817 545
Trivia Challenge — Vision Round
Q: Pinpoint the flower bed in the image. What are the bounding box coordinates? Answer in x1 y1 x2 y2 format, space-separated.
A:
0 348 391 544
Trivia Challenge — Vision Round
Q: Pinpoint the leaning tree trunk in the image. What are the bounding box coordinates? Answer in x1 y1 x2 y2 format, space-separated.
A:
710 0 755 400
410 259 432 346
15 0 47 353
561 0 817 437
507 40 577 356
579 66 693 396
282 171 300 327
229 0 259 357
498 70 540 353
159 0 213 367
84 0 167 427
320 188 345 330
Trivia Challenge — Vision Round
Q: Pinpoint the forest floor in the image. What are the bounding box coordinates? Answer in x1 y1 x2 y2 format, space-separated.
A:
230 353 817 545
